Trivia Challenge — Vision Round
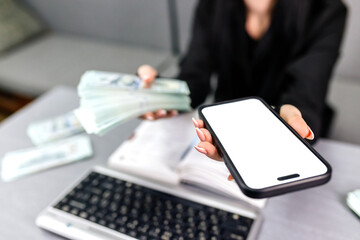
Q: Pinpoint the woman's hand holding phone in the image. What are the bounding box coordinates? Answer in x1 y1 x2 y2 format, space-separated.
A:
192 104 315 180
137 64 179 120
196 98 330 198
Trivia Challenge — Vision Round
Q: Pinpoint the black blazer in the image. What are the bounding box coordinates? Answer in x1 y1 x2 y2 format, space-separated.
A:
178 0 347 138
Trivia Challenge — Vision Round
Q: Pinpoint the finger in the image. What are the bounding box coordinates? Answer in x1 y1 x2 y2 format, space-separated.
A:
168 110 179 117
141 110 178 120
191 118 204 128
137 64 157 87
280 105 314 140
155 109 167 118
195 127 213 143
287 115 314 140
227 174 234 181
194 142 222 161
191 117 199 128
142 112 155 121
157 110 178 119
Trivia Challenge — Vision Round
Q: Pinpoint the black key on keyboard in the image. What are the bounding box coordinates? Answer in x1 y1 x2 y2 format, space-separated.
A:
54 171 254 239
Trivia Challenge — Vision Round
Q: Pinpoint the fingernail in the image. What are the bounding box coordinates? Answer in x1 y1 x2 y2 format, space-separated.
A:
194 145 207 154
158 110 167 117
195 128 205 141
170 110 178 116
146 115 154 120
306 127 314 140
192 117 199 128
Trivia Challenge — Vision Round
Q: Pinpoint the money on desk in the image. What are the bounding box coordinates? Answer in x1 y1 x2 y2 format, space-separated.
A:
27 111 85 145
74 71 192 135
347 189 360 218
1 135 93 182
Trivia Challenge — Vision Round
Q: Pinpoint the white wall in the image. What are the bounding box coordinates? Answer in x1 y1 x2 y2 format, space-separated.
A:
334 0 360 80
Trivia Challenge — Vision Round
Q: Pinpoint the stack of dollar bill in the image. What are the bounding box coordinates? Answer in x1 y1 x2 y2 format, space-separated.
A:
74 71 192 135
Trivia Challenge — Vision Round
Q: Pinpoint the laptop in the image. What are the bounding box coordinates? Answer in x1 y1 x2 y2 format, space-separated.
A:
36 165 263 240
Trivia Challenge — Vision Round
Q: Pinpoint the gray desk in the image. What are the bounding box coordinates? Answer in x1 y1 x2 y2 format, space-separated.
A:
0 86 359 239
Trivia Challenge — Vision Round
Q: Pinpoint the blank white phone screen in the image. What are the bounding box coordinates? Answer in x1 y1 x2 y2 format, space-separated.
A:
201 99 328 189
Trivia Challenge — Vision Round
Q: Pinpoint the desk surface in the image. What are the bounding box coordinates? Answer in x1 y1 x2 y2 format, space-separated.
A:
0 86 359 240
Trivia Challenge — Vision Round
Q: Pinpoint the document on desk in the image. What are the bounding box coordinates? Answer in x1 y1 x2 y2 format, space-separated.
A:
1 135 93 182
108 112 196 185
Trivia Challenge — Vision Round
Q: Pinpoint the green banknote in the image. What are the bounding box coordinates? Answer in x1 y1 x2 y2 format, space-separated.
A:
27 111 85 145
79 70 190 95
1 135 93 182
76 70 192 135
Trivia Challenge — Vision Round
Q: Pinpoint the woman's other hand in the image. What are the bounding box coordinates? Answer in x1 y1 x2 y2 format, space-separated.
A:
137 64 158 88
137 64 179 120
192 104 314 180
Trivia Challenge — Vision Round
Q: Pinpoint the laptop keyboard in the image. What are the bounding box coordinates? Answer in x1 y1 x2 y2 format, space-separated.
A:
54 171 254 240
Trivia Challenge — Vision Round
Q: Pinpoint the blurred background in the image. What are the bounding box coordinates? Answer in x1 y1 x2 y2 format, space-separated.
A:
0 0 359 144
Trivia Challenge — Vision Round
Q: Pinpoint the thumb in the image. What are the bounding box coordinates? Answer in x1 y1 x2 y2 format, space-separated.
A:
137 64 157 88
280 104 314 140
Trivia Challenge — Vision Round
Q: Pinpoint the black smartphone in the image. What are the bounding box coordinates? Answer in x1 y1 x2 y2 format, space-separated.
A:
198 97 331 198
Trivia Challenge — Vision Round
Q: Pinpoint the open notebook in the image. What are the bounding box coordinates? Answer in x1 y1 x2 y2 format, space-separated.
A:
108 112 267 210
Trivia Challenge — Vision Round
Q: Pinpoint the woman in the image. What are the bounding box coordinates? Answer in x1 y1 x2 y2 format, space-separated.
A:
137 0 347 162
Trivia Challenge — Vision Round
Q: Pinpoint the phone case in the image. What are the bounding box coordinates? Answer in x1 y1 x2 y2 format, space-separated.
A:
198 97 331 198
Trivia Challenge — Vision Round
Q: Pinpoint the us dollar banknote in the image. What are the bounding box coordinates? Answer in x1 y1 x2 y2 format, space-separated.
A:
1 135 93 182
